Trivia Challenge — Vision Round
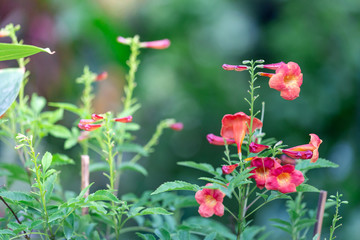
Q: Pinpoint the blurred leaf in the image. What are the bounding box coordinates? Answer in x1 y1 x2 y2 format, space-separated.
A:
41 152 52 173
117 143 148 156
87 190 120 203
136 233 156 240
184 217 237 239
48 102 82 115
268 191 291 201
30 93 46 114
52 153 75 166
0 163 29 183
295 158 338 172
40 108 64 124
204 232 217 240
0 43 54 61
155 228 171 240
123 123 140 131
176 230 190 240
44 173 57 202
48 125 72 139
178 161 216 175
137 207 172 216
0 68 24 116
118 162 148 176
89 162 109 172
241 226 266 240
296 184 319 192
64 214 74 239
0 229 15 236
151 181 200 195
0 191 34 202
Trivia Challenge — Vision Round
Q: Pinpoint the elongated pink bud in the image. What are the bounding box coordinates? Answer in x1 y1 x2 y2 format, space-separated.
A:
114 115 133 123
96 72 108 81
257 62 285 70
91 114 104 121
206 134 236 146
222 164 239 175
140 39 170 49
249 142 269 153
170 122 183 131
79 119 96 124
78 123 102 131
282 149 313 159
222 64 248 71
117 36 131 45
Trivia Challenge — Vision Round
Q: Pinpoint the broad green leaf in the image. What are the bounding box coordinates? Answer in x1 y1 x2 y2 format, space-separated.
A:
7 222 26 234
151 181 200 195
40 108 64 124
41 152 52 172
117 143 148 156
118 162 148 176
0 191 34 202
0 163 28 183
204 232 217 240
87 190 120 203
198 177 226 186
178 161 216 175
52 153 75 166
78 182 94 199
89 162 109 173
48 125 72 139
0 68 24 116
64 214 74 239
0 229 15 236
137 207 172 216
184 217 237 239
267 191 291 201
154 228 171 240
0 43 54 61
241 226 266 240
296 158 338 172
44 173 57 202
296 184 320 192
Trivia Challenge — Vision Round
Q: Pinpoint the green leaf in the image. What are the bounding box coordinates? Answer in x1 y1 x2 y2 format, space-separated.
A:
52 153 75 166
0 163 29 183
177 230 190 240
41 152 52 172
0 191 34 202
268 191 291 201
296 184 320 192
178 161 216 175
49 125 72 139
118 162 148 176
123 123 140 131
89 162 109 173
44 173 57 202
0 43 54 61
87 190 120 203
0 68 24 116
204 232 217 240
117 143 148 156
30 93 46 114
136 233 156 240
48 102 82 115
151 181 200 195
241 226 266 240
296 158 339 172
270 218 291 227
155 228 171 240
137 207 172 216
78 182 94 199
0 229 15 236
63 214 74 239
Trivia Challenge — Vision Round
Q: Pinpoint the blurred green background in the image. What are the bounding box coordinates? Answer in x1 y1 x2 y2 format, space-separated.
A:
0 0 359 238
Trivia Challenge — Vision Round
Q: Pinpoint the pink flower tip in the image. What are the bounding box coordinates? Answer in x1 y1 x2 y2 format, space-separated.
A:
96 72 108 81
114 115 133 123
206 134 236 146
222 164 239 175
91 114 104 121
170 122 183 131
140 39 171 49
249 142 269 153
117 36 131 45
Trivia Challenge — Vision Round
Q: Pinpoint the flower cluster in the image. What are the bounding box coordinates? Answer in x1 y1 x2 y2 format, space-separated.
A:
78 114 133 132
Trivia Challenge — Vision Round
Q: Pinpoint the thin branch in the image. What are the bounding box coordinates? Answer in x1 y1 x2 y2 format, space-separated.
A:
313 190 327 239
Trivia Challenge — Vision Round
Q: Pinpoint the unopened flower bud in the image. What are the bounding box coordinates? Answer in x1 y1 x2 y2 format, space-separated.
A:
169 122 183 131
139 39 171 49
117 36 131 45
114 115 133 123
96 71 108 81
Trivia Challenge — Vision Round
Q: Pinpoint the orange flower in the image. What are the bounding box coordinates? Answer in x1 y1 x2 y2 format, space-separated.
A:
282 134 322 162
265 165 304 194
259 62 303 100
195 184 225 218
220 112 262 154
249 157 281 189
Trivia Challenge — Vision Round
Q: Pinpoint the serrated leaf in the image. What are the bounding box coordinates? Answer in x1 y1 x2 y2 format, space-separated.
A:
0 43 54 61
0 191 34 202
118 162 148 176
52 153 74 166
49 125 72 139
41 152 52 172
0 68 24 116
87 190 120 203
198 177 226 186
296 184 319 192
151 181 200 195
178 161 216 175
137 207 172 216
296 158 339 172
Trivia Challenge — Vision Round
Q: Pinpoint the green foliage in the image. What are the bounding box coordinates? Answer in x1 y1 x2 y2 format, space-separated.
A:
296 158 339 172
151 181 201 195
0 68 24 116
328 192 348 240
0 43 54 61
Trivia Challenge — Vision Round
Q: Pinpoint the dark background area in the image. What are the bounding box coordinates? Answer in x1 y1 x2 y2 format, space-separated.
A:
1 0 359 238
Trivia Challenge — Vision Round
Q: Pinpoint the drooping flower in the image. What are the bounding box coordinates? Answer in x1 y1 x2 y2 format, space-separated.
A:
195 184 225 218
259 62 303 100
249 157 281 189
139 39 171 49
114 116 133 123
206 134 236 146
220 112 262 154
169 122 183 131
95 71 108 82
282 134 322 162
78 122 102 131
222 64 249 71
265 164 304 193
249 142 269 153
222 164 239 175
